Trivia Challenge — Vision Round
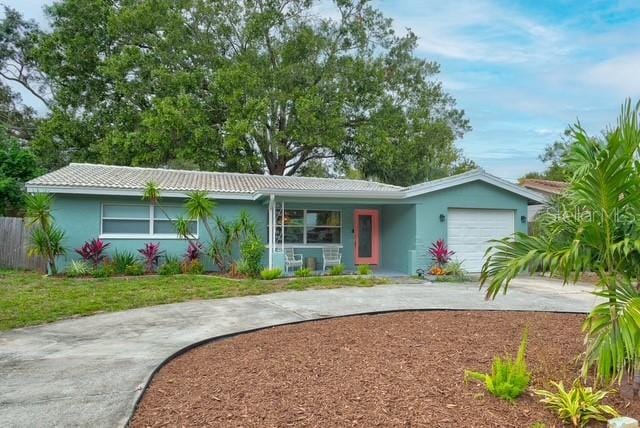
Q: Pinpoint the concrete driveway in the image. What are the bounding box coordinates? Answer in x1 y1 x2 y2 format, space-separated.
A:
0 277 599 428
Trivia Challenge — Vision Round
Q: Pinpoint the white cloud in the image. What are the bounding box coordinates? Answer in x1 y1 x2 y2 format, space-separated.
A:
582 52 640 96
390 0 568 64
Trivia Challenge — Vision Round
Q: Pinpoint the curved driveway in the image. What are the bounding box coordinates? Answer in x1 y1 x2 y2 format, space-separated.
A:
0 277 598 428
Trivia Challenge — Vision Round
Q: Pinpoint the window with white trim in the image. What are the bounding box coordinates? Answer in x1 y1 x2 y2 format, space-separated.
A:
273 209 341 245
101 204 197 238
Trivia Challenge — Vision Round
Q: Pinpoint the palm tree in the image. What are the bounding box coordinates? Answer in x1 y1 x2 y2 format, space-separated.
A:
480 100 640 392
24 193 67 275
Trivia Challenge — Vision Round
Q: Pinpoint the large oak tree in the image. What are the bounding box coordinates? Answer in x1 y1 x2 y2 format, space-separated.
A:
3 1 472 184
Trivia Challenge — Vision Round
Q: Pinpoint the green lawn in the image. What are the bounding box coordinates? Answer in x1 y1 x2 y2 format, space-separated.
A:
0 270 388 331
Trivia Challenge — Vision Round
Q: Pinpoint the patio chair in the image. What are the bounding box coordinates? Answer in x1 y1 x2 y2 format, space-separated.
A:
284 248 303 273
322 247 342 271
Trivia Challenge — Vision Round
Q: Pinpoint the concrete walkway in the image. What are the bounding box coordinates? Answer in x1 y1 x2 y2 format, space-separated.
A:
0 277 599 428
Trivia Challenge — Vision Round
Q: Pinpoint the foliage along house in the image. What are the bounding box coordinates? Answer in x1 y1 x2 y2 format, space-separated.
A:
25 163 546 274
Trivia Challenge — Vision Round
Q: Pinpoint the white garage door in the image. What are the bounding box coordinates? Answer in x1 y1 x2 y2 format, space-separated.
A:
447 208 515 273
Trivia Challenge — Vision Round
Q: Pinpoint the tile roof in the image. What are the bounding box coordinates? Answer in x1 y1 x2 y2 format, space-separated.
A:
27 163 402 195
520 179 568 196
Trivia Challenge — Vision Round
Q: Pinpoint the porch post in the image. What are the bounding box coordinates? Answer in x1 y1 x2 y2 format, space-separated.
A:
268 194 274 269
281 201 285 254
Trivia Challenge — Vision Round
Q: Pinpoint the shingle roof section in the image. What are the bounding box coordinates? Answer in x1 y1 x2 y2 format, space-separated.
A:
27 163 402 194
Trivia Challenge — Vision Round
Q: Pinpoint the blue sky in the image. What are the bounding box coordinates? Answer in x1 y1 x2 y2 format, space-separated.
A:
6 0 640 180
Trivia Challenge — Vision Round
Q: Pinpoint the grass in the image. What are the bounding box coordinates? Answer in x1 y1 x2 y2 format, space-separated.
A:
0 269 389 331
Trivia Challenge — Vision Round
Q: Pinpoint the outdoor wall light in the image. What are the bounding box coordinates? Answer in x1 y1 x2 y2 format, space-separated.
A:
521 215 527 223
439 214 446 222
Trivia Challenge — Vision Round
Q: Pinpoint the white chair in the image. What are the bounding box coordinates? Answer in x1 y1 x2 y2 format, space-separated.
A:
284 248 303 273
322 247 342 271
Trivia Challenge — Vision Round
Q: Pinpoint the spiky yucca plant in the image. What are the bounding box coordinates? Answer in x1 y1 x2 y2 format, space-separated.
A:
24 193 66 274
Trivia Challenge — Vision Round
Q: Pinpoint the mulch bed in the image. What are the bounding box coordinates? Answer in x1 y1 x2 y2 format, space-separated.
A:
131 311 640 427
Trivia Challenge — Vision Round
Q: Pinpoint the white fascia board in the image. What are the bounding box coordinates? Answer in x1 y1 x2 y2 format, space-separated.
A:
25 184 258 200
402 170 548 204
254 188 405 199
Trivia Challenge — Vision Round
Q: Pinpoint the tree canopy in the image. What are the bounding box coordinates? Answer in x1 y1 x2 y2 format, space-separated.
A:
0 126 41 215
0 1 472 185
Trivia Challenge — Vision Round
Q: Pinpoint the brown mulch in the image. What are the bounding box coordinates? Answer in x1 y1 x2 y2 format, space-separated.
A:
131 311 640 427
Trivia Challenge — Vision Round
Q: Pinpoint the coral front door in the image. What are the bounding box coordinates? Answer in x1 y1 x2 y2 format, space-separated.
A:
354 209 380 265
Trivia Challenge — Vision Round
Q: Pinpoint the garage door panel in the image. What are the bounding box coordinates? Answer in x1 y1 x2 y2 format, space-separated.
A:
447 209 515 272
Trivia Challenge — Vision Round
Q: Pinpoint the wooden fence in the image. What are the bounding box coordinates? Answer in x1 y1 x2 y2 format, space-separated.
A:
0 217 47 271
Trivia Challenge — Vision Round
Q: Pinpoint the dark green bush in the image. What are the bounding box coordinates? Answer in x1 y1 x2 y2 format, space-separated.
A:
124 263 145 276
112 250 137 274
159 256 182 276
329 264 345 275
260 268 282 280
92 263 115 278
295 267 312 277
357 264 372 275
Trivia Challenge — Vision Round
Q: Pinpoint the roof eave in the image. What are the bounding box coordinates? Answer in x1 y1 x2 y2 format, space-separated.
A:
402 169 548 204
255 189 405 200
25 184 259 200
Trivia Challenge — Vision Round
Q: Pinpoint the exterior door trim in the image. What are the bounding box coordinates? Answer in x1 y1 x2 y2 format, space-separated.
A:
354 209 380 265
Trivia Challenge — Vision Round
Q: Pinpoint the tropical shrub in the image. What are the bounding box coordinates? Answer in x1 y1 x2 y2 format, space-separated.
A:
124 262 145 276
464 329 530 401
74 238 110 267
357 264 372 275
239 237 264 278
428 239 454 269
159 256 182 276
66 260 91 277
24 193 67 274
111 250 137 274
480 100 640 387
144 185 259 273
92 263 115 278
184 242 202 262
295 267 312 277
138 243 162 273
260 268 282 280
182 259 204 274
329 264 346 275
533 381 619 427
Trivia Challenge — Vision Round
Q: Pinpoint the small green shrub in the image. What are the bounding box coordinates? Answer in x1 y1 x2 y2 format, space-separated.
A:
357 264 372 275
182 259 204 274
66 260 91 277
124 262 145 276
444 259 470 281
530 423 546 428
159 256 182 276
464 329 530 401
533 381 619 427
112 250 137 274
295 267 312 277
260 268 282 280
92 263 115 278
329 264 345 275
239 237 264 278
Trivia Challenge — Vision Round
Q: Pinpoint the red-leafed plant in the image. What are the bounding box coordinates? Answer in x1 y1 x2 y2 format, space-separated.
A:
184 242 202 262
75 238 111 267
138 242 163 272
428 239 455 268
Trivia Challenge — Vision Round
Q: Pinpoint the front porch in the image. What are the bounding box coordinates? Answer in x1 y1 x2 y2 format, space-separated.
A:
263 197 417 276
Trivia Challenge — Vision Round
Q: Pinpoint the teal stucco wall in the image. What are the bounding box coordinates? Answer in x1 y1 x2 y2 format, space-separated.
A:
48 179 529 275
380 204 416 273
51 194 267 271
408 181 529 273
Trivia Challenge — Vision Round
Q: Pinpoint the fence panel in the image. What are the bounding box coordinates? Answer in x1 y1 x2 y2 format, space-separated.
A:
0 217 47 271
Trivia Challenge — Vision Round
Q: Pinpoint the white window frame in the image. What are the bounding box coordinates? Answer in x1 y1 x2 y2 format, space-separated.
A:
100 203 199 239
271 208 343 247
